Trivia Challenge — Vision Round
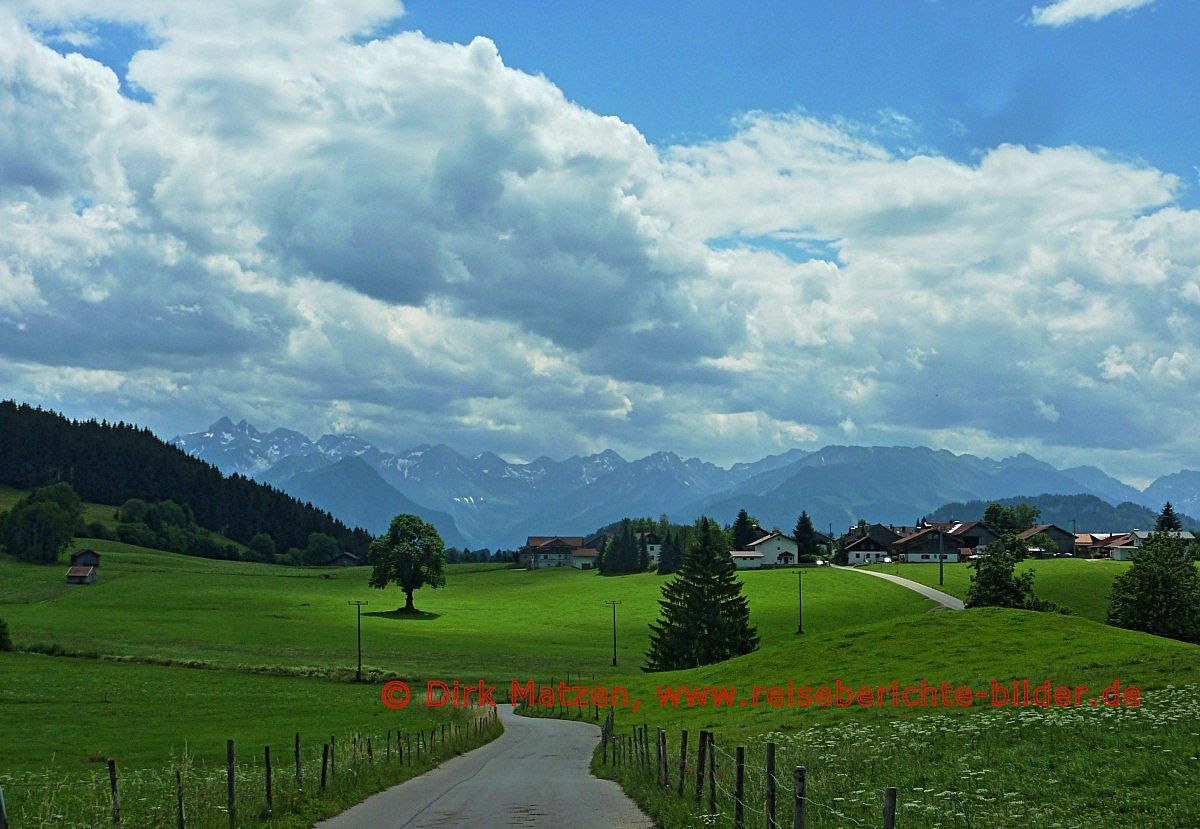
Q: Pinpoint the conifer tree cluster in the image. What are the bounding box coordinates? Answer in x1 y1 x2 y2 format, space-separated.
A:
644 517 759 671
599 519 643 574
656 531 684 575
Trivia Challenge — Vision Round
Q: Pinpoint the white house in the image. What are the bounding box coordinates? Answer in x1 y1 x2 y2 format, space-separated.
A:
730 550 764 569
1131 530 1195 547
746 532 799 566
636 532 663 564
570 548 598 570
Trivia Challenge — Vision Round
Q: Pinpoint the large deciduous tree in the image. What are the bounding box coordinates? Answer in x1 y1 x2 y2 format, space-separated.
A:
644 517 759 671
0 483 82 564
368 514 447 613
1108 532 1200 640
965 534 1057 611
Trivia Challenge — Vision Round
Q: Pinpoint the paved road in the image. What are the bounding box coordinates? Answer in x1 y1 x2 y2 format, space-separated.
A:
834 565 965 610
317 705 654 828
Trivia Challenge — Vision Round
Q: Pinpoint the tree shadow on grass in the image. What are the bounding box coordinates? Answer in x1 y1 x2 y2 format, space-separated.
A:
364 609 442 621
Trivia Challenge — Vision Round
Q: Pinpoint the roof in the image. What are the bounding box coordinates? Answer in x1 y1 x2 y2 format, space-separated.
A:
524 536 585 549
571 548 598 557
332 551 360 560
1133 530 1195 540
747 532 794 547
1017 524 1072 540
891 526 944 548
841 523 902 547
66 566 94 578
730 550 764 557
70 549 99 559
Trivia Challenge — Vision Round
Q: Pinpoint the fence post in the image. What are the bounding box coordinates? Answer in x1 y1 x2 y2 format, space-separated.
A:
175 769 185 829
330 735 336 783
883 787 897 829
707 732 716 815
734 746 745 829
793 766 807 829
677 730 688 796
295 733 302 789
264 745 273 816
108 758 121 824
1 783 10 829
226 740 235 829
368 737 373 763
766 741 777 829
320 744 329 791
694 730 708 806
654 728 663 785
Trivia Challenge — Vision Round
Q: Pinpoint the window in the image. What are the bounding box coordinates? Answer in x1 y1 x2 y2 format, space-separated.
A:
921 554 929 560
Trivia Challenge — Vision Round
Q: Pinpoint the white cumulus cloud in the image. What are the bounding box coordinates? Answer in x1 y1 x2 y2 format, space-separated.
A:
1031 0 1156 27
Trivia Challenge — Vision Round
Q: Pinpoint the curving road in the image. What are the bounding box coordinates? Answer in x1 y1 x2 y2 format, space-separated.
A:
833 565 965 610
317 705 654 828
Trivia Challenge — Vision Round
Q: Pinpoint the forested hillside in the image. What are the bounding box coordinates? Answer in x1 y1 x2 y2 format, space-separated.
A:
0 402 370 555
927 492 1200 532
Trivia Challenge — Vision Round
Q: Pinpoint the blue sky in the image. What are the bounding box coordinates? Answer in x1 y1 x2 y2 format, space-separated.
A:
2 0 1199 485
392 1 1198 203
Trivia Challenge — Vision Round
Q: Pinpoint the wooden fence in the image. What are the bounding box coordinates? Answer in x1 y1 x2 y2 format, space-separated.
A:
0 708 500 828
599 714 899 829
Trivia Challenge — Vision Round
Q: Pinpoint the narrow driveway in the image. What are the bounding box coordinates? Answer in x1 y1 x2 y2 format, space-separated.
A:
834 565 965 610
317 705 653 828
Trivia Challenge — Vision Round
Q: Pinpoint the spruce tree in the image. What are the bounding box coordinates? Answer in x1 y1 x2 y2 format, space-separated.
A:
644 518 759 671
657 531 682 575
731 508 757 550
637 532 650 571
1109 532 1200 639
793 511 818 562
1156 502 1183 533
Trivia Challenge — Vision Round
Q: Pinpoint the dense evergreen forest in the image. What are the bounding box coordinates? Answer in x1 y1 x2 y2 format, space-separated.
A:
0 401 371 555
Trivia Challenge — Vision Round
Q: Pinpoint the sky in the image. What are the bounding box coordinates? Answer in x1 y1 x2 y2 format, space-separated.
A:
0 0 1197 485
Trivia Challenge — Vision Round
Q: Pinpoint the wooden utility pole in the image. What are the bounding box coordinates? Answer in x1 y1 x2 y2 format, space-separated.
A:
604 600 622 666
348 600 368 682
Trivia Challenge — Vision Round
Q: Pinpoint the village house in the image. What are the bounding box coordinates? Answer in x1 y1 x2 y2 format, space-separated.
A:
840 524 901 565
1130 529 1196 547
329 551 361 567
749 532 798 565
635 532 663 564
1018 524 1076 556
730 549 764 569
519 536 600 570
891 526 963 563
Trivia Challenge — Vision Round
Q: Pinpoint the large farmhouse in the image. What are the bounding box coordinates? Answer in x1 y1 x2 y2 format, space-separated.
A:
519 536 599 570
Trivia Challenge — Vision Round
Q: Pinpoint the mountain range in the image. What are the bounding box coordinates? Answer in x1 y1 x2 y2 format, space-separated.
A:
171 418 1199 549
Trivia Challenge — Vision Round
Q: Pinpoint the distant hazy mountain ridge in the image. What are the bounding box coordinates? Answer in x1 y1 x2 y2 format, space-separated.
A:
171 418 1200 548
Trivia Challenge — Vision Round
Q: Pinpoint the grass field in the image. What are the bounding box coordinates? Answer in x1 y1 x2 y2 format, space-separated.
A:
864 558 1129 621
1 544 932 682
589 609 1200 828
4 520 1198 828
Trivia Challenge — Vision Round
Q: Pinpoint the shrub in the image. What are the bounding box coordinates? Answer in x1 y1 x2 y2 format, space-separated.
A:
0 616 11 651
1109 532 1200 640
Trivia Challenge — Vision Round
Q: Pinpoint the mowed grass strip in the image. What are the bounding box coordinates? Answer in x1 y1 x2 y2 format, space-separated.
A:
1 547 933 683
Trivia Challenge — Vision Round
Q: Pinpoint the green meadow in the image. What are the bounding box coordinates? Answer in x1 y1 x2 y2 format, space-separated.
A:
865 558 1130 621
4 517 1199 827
1 543 930 683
